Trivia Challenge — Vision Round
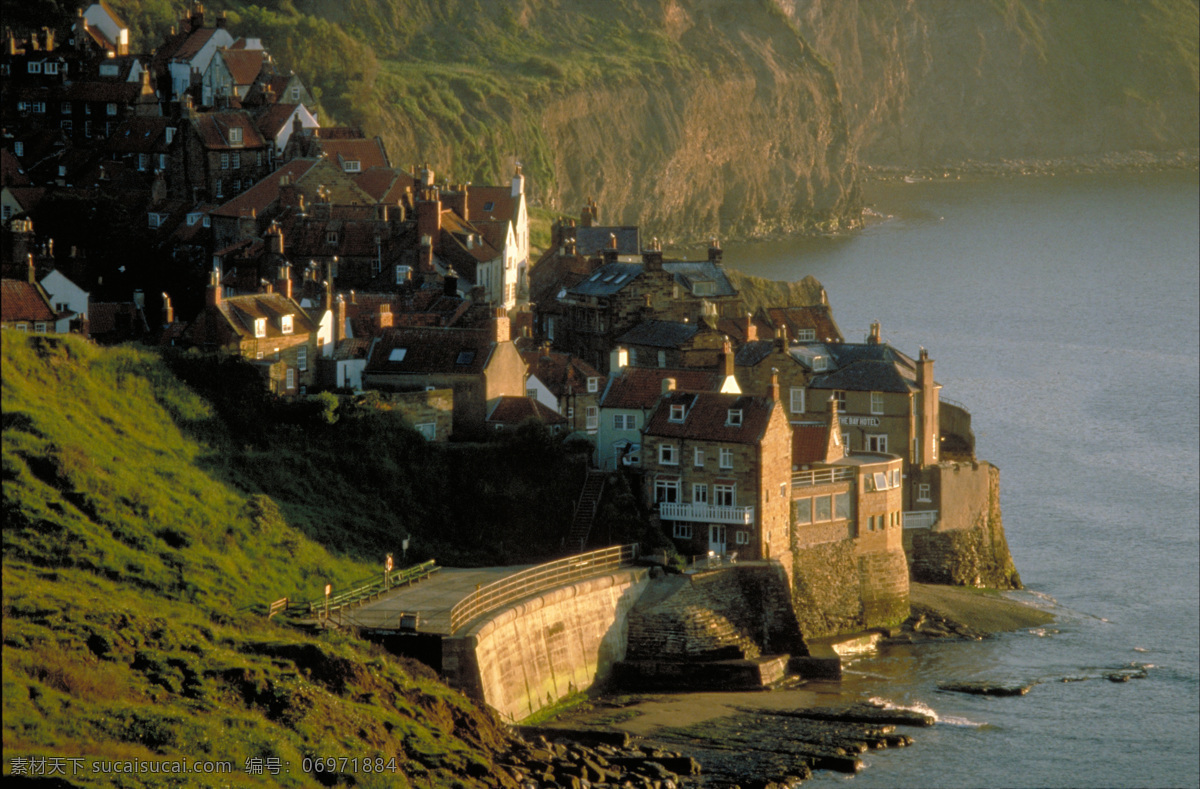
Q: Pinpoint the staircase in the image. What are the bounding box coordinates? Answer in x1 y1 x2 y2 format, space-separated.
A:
566 470 607 551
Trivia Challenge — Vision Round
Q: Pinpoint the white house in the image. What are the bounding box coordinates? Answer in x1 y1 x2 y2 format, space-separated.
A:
39 269 88 333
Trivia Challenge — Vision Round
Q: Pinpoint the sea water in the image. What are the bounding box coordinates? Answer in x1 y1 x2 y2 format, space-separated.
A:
718 169 1200 788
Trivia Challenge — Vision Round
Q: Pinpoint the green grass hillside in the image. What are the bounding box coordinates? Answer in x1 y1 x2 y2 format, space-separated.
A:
1 332 546 787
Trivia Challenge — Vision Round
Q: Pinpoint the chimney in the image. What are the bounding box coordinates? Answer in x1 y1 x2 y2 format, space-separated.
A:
541 341 551 358
603 233 619 266
642 237 663 271
26 253 36 283
419 162 434 187
161 292 174 326
610 346 628 371
744 313 757 342
708 237 723 265
769 367 780 403
334 293 345 344
276 262 292 299
445 184 468 221
491 307 510 343
419 234 434 273
378 304 392 329
775 325 788 351
662 377 676 395
206 267 221 307
868 321 881 344
416 187 441 244
216 10 227 28
581 197 596 228
825 394 845 461
511 163 524 197
267 223 284 256
443 265 458 297
721 337 734 379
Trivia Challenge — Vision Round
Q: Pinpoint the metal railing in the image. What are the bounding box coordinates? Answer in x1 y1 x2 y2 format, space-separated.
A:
792 466 855 488
449 544 638 633
903 510 939 530
658 501 754 525
284 560 440 618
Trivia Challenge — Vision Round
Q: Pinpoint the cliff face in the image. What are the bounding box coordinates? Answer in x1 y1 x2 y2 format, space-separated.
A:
780 0 1200 169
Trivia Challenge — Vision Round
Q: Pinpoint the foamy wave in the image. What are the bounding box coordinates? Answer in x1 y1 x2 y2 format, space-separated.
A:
867 697 987 728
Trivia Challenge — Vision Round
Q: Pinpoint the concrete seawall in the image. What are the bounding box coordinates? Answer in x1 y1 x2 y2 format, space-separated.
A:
442 568 650 722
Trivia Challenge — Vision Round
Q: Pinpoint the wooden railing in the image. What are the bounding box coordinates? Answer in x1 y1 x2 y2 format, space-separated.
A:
658 501 754 525
448 544 638 634
792 466 855 488
279 560 440 619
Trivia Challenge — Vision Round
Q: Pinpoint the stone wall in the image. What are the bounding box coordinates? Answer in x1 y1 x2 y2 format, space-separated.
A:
442 568 649 723
908 462 1022 589
626 564 806 660
789 539 910 638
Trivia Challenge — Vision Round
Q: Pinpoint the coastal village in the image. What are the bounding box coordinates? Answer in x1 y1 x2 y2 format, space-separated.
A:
2 5 1028 782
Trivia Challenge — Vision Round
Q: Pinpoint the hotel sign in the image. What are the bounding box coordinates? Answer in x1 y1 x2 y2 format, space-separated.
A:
840 416 881 427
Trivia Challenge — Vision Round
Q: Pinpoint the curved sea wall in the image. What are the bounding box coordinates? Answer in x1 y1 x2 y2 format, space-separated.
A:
789 540 910 638
907 462 1022 589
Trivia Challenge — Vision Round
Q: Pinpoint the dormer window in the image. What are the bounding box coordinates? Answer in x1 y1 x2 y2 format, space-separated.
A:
343 160 361 173
796 329 816 342
229 127 242 145
692 280 715 296
99 63 118 77
669 404 685 422
326 230 338 245
727 409 743 426
388 348 407 362
587 377 599 393
254 318 266 338
281 314 293 334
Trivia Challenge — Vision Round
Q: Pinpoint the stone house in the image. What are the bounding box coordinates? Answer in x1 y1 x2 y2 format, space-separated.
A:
243 72 316 110
360 310 526 437
735 328 833 422
1 268 60 333
202 46 268 106
557 239 742 374
255 104 319 159
182 264 319 395
520 345 604 436
616 318 729 370
175 105 273 203
639 375 791 561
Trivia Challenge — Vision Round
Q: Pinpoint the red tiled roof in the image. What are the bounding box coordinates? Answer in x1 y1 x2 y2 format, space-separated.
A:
183 292 315 347
63 80 141 103
764 306 843 343
1 149 30 187
314 126 366 140
192 111 267 150
219 48 266 85
792 423 831 466
521 350 603 398
643 391 775 445
353 167 416 203
487 396 567 426
3 187 47 214
1 279 56 323
320 138 390 170
601 367 724 410
210 159 319 218
467 185 517 224
255 103 301 138
172 28 218 61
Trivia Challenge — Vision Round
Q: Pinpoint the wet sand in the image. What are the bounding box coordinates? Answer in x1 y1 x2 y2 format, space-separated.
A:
907 583 1054 633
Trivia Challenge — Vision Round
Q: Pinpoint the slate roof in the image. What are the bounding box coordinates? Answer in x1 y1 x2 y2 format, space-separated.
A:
209 158 320 218
183 292 315 348
616 319 700 349
63 80 141 103
487 396 567 427
664 260 737 297
364 326 499 376
192 111 267 150
1 279 56 322
643 391 775 445
601 367 725 410
106 117 172 154
808 343 919 393
88 301 150 339
333 337 371 361
255 102 301 138
568 262 642 297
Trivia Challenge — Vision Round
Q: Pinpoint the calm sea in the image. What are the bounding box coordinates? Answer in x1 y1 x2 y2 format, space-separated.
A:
719 169 1200 788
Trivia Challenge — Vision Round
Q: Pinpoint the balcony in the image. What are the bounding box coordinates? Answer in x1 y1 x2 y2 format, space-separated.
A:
903 510 939 530
658 502 754 525
792 467 855 488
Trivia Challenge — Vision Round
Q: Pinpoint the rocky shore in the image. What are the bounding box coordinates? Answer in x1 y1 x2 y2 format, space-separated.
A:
536 584 1058 787
862 148 1199 182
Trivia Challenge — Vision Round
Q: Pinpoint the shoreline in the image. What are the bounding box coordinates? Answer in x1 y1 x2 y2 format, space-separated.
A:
536 583 1057 785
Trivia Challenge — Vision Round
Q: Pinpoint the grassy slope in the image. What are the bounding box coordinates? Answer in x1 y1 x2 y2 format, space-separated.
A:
1 333 519 788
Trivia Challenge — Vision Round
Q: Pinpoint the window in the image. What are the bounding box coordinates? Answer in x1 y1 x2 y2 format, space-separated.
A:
613 413 635 430
232 152 240 169
655 478 680 503
714 484 735 508
672 523 692 539
842 431 851 450
290 86 300 101
719 447 733 469
693 484 708 504
28 62 42 74
215 179 223 197
138 153 148 171
814 495 832 522
45 62 58 75
61 102 71 114
735 530 750 545
281 314 293 334
15 323 28 332
286 368 295 389
13 142 23 157
99 63 118 77
726 409 742 426
220 153 230 169
790 387 805 414
868 434 888 453
229 127 242 145
326 230 338 245
834 492 850 519
158 153 167 170
296 345 307 371
692 280 715 296
870 391 884 415
795 498 812 524
669 404 685 422
918 483 931 502
415 422 436 440
34 323 48 333
60 120 72 133
795 328 816 342
254 318 266 338
693 448 704 467
586 406 598 430
256 351 264 360
455 350 475 365
526 388 537 399
343 160 361 173
874 472 889 491
587 377 599 393
891 469 900 487
32 102 46 114
658 444 678 465
106 103 117 116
